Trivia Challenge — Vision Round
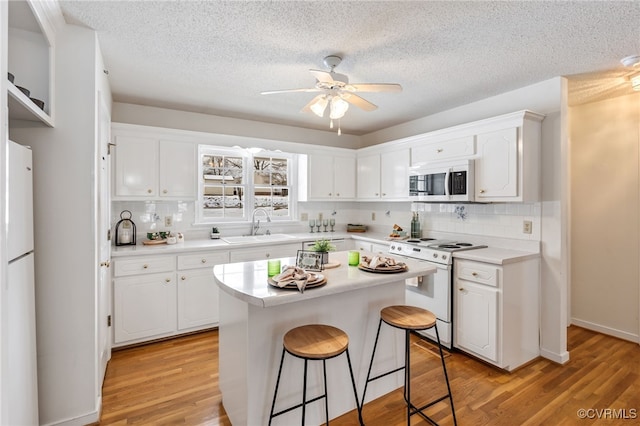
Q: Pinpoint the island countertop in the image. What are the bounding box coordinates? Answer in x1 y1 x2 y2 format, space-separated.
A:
213 250 437 308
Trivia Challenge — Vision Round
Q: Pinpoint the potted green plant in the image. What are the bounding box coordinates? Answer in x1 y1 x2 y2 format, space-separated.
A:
310 238 336 264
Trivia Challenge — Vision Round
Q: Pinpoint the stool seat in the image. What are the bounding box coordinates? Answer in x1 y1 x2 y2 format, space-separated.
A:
381 305 437 330
284 324 349 359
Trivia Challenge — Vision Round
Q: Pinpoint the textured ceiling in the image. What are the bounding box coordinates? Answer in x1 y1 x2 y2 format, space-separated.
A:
58 1 640 136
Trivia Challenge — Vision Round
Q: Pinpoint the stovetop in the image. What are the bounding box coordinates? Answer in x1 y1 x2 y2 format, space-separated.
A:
388 238 487 264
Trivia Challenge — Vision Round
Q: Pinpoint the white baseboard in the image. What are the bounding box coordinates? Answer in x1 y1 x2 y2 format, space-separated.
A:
571 318 640 343
41 397 100 426
540 347 570 364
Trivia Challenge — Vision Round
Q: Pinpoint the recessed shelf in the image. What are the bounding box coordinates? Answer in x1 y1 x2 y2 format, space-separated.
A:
8 81 53 127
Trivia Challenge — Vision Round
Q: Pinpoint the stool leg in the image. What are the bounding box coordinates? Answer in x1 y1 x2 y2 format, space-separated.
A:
323 359 329 425
404 330 411 426
269 348 287 426
301 359 308 426
435 326 457 426
344 348 364 426
360 318 383 414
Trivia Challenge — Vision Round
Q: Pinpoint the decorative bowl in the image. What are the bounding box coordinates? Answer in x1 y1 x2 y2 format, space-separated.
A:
16 86 30 97
30 98 45 110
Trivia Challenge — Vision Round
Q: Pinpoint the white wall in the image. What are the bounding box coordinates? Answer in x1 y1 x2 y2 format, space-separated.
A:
112 102 362 149
10 24 101 426
569 93 640 342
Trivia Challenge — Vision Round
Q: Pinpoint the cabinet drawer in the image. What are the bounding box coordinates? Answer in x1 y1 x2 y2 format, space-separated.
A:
114 256 175 277
455 260 499 287
411 135 475 165
178 251 230 270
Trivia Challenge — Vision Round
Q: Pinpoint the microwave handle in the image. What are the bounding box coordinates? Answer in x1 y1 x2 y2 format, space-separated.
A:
444 168 451 197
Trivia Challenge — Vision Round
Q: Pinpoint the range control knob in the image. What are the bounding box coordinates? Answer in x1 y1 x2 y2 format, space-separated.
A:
433 253 438 258
390 245 395 250
442 254 448 260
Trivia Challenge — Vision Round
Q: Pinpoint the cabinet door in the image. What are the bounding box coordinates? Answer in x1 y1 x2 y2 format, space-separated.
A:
475 128 518 200
357 154 381 199
411 135 475 166
113 136 158 197
333 156 356 199
178 268 219 330
308 154 335 199
380 148 409 199
159 140 196 198
455 280 498 362
113 272 177 343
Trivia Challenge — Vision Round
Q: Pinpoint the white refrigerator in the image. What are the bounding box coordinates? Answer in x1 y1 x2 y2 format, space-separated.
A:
6 140 39 425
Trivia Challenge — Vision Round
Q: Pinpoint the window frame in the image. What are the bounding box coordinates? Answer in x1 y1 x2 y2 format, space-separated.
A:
196 145 297 224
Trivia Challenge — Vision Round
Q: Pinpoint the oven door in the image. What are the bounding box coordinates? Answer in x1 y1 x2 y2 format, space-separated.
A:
405 262 452 347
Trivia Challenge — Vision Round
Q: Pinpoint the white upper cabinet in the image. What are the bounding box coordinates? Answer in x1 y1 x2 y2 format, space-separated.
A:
475 128 518 199
112 132 196 200
159 140 196 198
113 135 158 197
357 148 410 200
356 153 380 199
7 0 55 126
411 135 475 166
307 154 356 200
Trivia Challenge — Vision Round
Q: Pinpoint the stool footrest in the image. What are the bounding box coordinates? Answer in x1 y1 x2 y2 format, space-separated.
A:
271 394 326 419
367 365 405 383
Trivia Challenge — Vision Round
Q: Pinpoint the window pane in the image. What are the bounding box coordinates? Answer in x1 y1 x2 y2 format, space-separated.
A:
270 158 288 186
253 187 289 217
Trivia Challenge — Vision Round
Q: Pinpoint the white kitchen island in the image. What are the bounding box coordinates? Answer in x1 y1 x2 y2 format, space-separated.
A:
213 251 436 425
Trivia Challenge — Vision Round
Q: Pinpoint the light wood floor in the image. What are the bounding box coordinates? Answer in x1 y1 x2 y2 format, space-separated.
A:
95 326 639 425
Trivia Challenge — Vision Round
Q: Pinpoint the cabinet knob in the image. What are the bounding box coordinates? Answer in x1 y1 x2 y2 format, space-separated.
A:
143 264 149 269
336 193 340 196
459 287 465 292
329 193 332 196
472 272 478 276
266 253 270 258
163 189 168 194
479 189 486 194
181 276 186 280
147 189 152 193
375 193 379 196
201 259 207 263
165 278 171 283
437 148 443 153
382 193 386 196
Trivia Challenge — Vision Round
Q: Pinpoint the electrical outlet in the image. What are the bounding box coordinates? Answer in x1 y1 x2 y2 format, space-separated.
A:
165 216 173 227
318 212 323 221
300 213 308 221
371 212 376 221
523 220 532 234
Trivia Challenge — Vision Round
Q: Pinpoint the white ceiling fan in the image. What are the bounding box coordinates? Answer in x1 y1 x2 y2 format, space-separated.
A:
261 55 402 134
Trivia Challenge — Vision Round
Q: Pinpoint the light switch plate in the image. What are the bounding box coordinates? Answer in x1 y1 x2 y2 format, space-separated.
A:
523 220 532 234
300 213 308 221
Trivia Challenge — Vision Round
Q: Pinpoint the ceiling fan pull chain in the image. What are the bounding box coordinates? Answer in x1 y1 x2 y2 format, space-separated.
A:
330 119 334 129
338 120 342 136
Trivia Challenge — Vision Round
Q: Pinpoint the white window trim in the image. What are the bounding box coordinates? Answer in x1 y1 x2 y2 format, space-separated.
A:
196 145 298 225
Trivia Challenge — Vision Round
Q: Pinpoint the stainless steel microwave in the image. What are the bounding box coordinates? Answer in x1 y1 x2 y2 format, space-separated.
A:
409 159 475 202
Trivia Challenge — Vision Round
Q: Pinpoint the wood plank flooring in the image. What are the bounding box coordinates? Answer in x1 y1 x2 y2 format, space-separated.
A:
95 326 639 425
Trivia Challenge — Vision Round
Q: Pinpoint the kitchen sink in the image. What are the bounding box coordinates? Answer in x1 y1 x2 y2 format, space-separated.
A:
222 234 297 244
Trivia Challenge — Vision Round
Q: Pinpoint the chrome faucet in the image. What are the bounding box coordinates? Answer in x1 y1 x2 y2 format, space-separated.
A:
250 208 271 235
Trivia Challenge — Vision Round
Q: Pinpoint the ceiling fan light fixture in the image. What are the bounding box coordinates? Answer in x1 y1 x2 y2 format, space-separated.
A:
310 95 328 117
621 55 640 68
329 95 349 119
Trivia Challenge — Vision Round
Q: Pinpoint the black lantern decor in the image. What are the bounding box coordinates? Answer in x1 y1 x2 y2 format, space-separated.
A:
115 210 136 246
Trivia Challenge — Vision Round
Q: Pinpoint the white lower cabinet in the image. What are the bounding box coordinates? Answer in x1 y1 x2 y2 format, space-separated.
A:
178 268 220 330
114 271 177 344
353 240 389 255
454 257 539 371
113 250 229 347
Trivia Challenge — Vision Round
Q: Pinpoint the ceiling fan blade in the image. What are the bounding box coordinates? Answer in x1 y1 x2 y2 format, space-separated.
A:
341 93 378 111
301 94 326 113
309 69 335 84
348 83 403 93
261 88 321 95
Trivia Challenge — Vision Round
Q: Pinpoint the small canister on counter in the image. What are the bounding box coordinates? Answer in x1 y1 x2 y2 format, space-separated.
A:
410 212 421 238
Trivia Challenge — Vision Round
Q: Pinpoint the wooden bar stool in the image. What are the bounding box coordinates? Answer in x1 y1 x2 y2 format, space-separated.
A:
360 305 457 425
268 324 362 425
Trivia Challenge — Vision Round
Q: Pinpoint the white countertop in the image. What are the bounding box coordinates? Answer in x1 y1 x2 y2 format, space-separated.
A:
453 247 539 264
213 251 437 307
